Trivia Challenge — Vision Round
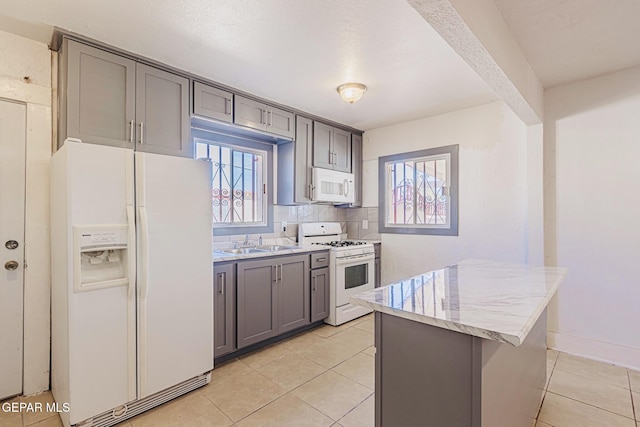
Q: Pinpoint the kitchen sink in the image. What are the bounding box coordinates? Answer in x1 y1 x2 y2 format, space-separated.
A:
256 245 298 251
215 245 299 255
222 248 267 254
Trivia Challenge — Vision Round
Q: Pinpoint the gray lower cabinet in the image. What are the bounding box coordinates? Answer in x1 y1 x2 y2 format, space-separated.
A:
277 255 310 333
312 121 352 172
374 243 381 288
277 115 313 205
234 95 295 139
236 258 278 349
237 253 309 349
311 267 330 322
193 81 233 123
60 38 191 157
214 262 236 358
310 251 330 322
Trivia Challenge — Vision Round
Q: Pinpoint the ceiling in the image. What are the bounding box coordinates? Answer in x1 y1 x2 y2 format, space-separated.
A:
6 2 635 127
492 0 640 88
0 0 498 131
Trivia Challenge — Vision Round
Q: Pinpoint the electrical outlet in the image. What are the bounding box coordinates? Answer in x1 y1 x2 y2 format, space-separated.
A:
282 221 287 231
362 219 369 230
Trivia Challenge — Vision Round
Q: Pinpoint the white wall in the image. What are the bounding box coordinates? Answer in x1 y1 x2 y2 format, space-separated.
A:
526 123 544 266
544 66 640 369
362 101 531 283
0 29 52 394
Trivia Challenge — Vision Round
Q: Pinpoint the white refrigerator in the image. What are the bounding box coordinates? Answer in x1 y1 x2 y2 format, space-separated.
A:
50 141 213 427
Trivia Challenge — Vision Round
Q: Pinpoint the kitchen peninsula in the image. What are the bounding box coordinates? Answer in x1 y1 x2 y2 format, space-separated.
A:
350 259 566 427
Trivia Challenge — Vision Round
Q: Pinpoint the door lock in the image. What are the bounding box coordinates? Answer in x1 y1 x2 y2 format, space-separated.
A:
4 261 19 271
5 240 18 250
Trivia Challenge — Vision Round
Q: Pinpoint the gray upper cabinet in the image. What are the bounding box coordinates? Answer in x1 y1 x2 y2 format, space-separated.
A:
62 39 136 149
135 63 190 157
234 95 265 131
332 128 352 172
277 254 310 333
267 106 295 139
234 95 294 139
60 38 191 157
193 81 233 123
313 121 333 170
214 262 236 358
277 116 313 205
351 133 363 207
312 121 352 173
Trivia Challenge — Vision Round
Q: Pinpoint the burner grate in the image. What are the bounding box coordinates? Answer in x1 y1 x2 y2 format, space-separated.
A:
312 240 368 247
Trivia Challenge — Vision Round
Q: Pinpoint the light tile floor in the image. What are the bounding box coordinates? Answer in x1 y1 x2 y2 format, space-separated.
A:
3 313 640 426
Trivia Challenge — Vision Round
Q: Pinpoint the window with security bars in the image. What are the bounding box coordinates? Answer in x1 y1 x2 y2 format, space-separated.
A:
195 140 266 226
379 145 458 236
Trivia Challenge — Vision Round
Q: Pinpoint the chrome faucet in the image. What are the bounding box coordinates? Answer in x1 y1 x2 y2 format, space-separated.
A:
243 234 250 246
258 236 263 246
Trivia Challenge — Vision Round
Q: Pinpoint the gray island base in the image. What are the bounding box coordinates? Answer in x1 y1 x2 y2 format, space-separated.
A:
351 259 566 427
375 309 545 427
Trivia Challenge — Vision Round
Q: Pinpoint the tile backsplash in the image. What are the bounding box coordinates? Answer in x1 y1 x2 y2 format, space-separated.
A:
214 204 348 244
345 207 381 240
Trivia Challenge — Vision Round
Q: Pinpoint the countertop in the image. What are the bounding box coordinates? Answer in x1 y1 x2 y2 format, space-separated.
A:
212 244 329 263
349 259 566 346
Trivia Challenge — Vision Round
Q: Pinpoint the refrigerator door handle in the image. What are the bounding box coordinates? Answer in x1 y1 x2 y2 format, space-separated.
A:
126 205 136 300
125 204 137 401
139 206 149 300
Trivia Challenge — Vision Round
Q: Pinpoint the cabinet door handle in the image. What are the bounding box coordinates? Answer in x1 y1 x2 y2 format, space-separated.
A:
129 120 134 143
218 272 226 295
312 276 316 291
316 257 326 262
272 265 277 282
267 111 272 126
278 264 283 282
139 122 144 144
329 151 333 165
226 98 232 115
261 109 266 125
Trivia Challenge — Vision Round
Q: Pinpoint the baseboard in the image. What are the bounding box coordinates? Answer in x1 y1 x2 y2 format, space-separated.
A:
548 331 640 371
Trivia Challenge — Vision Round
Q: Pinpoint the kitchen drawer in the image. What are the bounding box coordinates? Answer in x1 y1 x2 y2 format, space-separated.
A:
310 251 330 269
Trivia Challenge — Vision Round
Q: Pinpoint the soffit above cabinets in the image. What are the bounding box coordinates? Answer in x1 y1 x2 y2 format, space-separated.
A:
0 0 498 131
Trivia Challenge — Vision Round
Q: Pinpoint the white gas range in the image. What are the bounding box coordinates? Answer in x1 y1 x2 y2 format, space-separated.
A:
299 222 374 326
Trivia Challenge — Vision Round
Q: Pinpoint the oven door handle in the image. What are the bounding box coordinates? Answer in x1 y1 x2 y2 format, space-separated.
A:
335 253 375 264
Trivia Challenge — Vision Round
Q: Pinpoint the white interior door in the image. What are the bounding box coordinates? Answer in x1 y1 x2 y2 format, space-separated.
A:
0 99 26 400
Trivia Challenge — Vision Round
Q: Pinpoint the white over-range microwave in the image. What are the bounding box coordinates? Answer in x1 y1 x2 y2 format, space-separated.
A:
311 168 355 204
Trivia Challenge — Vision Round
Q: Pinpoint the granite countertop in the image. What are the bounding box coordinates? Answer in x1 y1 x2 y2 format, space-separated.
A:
349 259 566 346
213 244 329 262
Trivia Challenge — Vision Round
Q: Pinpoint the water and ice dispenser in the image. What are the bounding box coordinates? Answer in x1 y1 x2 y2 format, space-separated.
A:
73 225 129 292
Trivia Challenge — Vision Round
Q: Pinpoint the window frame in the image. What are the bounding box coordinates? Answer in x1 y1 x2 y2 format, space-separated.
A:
192 128 274 236
378 144 459 236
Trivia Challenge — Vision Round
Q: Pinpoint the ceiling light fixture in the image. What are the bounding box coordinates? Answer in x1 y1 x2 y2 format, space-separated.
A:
337 83 367 104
